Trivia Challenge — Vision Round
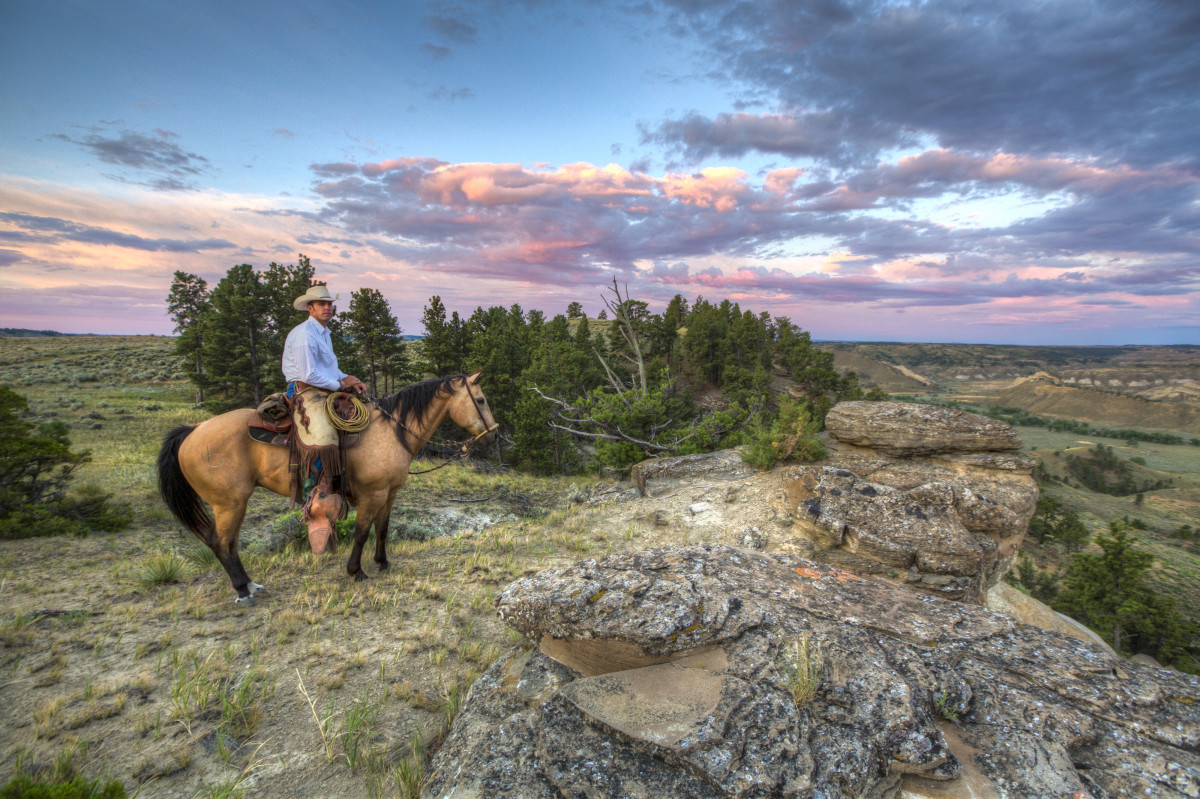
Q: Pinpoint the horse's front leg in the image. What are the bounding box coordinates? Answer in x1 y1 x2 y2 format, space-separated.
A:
346 495 383 581
374 489 399 571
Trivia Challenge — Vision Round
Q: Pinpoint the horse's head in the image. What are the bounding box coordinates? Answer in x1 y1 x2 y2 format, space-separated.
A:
449 371 498 447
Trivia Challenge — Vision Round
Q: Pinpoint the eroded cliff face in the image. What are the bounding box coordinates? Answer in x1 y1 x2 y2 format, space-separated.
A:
425 546 1200 798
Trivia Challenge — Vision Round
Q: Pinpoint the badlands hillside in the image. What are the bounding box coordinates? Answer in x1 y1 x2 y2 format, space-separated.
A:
824 342 1200 433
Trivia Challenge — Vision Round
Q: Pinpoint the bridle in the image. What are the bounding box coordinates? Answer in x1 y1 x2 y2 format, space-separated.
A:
463 379 500 444
392 378 498 471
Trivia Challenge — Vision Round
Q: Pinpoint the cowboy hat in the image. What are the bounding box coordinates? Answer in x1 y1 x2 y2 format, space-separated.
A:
293 284 340 311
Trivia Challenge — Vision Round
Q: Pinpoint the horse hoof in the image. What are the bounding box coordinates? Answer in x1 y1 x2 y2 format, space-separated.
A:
375 561 390 572
352 570 369 582
234 594 256 605
249 583 266 595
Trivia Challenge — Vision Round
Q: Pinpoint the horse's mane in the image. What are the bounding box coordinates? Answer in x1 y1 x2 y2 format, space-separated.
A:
375 374 467 449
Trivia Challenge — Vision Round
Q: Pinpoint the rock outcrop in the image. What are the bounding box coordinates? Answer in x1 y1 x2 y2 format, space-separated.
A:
425 545 1199 799
631 449 759 498
790 401 1039 602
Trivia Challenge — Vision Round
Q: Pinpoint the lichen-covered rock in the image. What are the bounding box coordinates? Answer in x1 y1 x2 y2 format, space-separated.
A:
425 545 1199 799
781 466 1025 603
632 450 758 498
826 402 1023 457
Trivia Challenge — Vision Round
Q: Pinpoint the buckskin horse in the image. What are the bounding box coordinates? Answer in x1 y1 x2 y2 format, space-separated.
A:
157 373 498 603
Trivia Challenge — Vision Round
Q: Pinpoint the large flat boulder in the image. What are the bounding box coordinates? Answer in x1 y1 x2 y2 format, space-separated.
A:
631 450 758 498
826 402 1023 457
425 546 1199 799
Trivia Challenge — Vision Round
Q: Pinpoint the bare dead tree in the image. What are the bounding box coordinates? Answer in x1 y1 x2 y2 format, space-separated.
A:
597 277 647 397
528 386 694 454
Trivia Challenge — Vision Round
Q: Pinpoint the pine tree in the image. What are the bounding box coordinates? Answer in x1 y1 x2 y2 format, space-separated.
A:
465 304 530 439
344 287 407 396
512 314 597 474
264 256 316 338
420 296 454 375
200 264 274 406
1055 508 1091 553
773 316 866 424
166 271 212 402
0 386 128 538
263 255 317 377
1054 522 1158 656
681 298 735 384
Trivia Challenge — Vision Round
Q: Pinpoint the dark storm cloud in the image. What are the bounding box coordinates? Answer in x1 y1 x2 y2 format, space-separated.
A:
652 0 1200 169
53 126 213 190
642 110 910 167
294 0 1197 319
0 212 236 253
422 6 479 44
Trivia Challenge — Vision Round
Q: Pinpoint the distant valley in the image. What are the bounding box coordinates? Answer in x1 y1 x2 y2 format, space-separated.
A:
823 342 1200 434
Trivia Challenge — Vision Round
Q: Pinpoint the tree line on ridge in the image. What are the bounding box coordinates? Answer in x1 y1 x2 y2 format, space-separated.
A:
167 259 884 475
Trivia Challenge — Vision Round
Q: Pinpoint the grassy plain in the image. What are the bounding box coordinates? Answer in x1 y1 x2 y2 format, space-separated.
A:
0 335 613 798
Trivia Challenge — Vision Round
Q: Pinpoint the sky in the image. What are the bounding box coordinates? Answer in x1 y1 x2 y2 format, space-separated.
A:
1 0 1197 344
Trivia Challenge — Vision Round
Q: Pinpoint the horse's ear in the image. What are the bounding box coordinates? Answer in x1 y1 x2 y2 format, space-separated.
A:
468 370 484 383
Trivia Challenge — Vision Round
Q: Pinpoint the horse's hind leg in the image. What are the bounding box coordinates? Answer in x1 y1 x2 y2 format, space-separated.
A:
373 490 399 571
211 502 257 603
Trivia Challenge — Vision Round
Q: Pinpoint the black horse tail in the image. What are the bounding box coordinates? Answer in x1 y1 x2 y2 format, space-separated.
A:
157 425 212 540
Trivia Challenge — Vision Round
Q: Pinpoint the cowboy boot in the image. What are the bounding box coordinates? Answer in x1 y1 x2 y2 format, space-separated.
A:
303 484 343 555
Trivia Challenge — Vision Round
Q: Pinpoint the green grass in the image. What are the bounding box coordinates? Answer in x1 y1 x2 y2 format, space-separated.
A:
1019 426 1200 474
780 636 821 707
136 552 185 589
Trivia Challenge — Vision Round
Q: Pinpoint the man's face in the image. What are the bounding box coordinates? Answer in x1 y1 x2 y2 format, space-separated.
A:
308 300 334 327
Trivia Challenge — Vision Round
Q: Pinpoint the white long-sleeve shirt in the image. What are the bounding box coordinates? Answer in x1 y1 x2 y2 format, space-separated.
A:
281 316 347 390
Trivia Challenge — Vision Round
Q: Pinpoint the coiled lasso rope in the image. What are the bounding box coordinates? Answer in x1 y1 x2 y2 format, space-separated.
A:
324 391 371 433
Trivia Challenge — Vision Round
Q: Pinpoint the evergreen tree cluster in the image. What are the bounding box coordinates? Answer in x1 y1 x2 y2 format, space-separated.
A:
1053 522 1198 672
167 257 412 409
1063 444 1170 496
417 281 883 474
168 268 882 473
1026 496 1091 552
1010 497 1198 673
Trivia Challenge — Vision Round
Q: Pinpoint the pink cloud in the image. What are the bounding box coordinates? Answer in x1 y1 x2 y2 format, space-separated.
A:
2 145 1196 343
660 167 749 212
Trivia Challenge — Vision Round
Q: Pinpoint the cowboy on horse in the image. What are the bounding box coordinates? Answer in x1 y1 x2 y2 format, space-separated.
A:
282 283 366 550
158 278 500 601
